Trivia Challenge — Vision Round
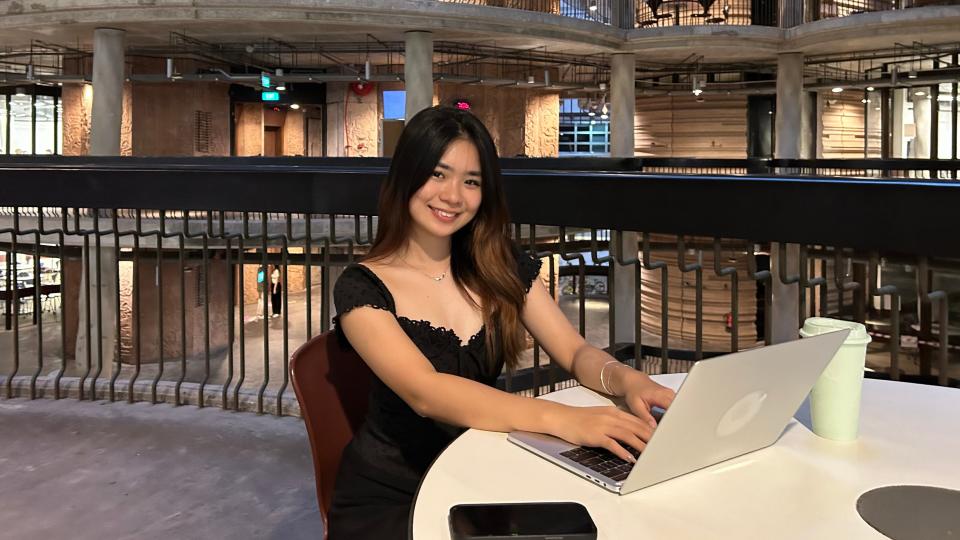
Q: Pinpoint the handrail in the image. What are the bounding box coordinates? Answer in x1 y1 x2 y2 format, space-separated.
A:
1 157 957 258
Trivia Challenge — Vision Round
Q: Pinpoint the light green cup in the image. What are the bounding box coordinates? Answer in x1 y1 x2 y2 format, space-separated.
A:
799 317 872 441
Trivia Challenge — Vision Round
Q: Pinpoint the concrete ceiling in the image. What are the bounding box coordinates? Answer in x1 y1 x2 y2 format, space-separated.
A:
0 1 958 70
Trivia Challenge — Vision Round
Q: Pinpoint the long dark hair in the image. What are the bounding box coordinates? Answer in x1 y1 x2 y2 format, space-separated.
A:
365 106 526 370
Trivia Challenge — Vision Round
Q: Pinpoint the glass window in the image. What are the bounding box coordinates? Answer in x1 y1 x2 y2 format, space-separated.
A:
383 91 405 120
0 90 63 155
558 97 611 156
34 95 55 155
9 93 32 155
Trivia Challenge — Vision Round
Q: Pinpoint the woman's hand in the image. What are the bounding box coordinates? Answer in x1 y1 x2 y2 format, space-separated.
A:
546 404 654 463
618 370 676 428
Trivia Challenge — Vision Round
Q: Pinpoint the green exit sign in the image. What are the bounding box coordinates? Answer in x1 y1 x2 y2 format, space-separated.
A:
261 91 280 102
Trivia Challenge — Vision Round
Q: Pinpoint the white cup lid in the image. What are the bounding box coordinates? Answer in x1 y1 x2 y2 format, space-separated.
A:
799 317 871 345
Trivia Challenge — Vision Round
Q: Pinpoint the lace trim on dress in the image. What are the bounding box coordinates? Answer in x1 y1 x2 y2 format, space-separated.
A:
332 303 392 328
396 316 486 349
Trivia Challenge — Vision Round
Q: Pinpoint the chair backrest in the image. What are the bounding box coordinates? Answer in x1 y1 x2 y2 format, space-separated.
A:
290 330 373 536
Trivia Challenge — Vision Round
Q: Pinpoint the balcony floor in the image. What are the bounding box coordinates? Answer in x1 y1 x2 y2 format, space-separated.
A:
0 397 322 539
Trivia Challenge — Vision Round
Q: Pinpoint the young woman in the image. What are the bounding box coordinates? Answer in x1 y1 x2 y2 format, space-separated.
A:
270 266 282 318
330 106 675 539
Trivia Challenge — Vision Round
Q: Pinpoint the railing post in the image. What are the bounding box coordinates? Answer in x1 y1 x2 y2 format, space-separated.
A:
4 249 11 331
771 243 800 343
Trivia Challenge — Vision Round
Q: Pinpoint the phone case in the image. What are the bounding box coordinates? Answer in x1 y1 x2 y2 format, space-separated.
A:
448 502 598 540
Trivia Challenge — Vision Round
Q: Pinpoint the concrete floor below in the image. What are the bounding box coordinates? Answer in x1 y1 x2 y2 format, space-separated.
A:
0 398 322 539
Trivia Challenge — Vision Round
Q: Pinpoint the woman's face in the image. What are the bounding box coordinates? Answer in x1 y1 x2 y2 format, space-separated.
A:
408 137 483 241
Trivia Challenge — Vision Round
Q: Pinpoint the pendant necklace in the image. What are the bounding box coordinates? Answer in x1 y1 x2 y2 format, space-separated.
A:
401 259 449 282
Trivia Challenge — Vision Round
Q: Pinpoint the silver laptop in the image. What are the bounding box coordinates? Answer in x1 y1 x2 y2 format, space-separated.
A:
508 330 850 495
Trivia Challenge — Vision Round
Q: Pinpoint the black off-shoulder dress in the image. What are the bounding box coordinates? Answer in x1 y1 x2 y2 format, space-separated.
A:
327 249 541 540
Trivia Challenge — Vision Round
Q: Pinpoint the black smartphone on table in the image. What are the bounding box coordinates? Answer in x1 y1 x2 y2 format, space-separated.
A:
448 501 598 540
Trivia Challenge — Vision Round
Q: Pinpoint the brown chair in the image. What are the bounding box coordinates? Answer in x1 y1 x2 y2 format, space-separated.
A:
291 330 373 538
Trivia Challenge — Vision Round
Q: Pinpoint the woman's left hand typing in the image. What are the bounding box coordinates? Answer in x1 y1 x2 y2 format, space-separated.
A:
619 370 676 429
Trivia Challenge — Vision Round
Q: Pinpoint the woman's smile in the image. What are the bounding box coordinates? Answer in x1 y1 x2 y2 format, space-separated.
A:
428 205 460 223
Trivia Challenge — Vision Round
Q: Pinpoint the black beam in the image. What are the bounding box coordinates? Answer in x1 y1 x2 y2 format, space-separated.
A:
0 157 958 259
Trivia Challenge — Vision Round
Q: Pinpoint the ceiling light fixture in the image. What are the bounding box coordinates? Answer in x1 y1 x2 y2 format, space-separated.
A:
866 86 875 92
589 1 598 11
691 74 706 97
831 87 843 93
908 70 917 79
290 103 301 110
276 85 286 91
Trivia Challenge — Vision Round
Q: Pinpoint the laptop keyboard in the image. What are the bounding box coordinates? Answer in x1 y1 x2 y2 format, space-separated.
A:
559 445 642 482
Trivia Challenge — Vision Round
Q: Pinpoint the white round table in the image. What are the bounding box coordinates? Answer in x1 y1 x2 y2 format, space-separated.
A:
411 375 960 539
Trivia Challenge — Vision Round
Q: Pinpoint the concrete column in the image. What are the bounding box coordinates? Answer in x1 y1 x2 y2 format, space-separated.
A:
75 245 118 368
891 89 905 158
911 92 931 159
404 31 433 120
89 28 126 156
775 53 804 160
771 52 804 343
235 103 264 156
325 84 347 157
780 0 803 27
610 54 639 345
613 0 637 28
866 92 882 157
800 91 816 159
610 54 636 158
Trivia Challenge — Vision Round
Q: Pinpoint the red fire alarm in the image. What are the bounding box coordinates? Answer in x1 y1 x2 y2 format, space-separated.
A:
453 99 471 111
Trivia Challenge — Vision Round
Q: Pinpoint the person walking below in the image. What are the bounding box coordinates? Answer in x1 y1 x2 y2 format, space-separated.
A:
256 265 266 319
270 266 282 318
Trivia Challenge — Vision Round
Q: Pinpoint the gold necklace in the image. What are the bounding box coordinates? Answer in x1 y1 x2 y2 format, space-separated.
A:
401 259 449 282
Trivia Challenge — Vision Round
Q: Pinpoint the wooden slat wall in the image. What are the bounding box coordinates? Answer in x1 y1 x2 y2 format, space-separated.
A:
640 247 759 351
634 94 748 158
821 92 867 159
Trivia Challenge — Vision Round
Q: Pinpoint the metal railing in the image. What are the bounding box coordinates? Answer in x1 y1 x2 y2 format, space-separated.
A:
438 0 780 27
810 0 960 21
440 0 622 24
439 0 957 26
0 157 957 417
